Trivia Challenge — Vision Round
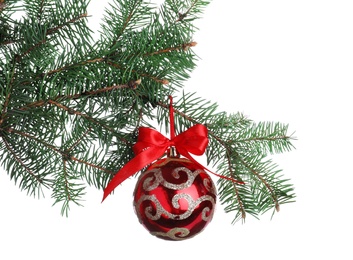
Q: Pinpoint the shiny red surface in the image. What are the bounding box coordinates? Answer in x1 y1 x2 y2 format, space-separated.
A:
133 157 217 241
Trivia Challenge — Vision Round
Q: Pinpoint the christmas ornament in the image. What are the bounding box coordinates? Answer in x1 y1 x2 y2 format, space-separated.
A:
102 96 243 240
133 151 217 240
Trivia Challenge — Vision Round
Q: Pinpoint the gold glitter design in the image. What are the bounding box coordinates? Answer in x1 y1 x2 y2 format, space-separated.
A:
151 228 190 240
135 194 215 221
142 167 205 191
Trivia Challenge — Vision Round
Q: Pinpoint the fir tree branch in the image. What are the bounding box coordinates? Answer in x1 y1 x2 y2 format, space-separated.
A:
70 156 113 174
62 160 72 201
103 0 154 48
46 13 89 36
145 41 197 56
207 126 279 214
105 60 170 84
66 127 91 152
176 0 199 22
109 1 137 48
236 151 280 212
39 55 169 85
44 57 105 76
208 126 284 214
1 136 44 185
232 181 246 219
7 127 57 152
14 13 88 62
226 150 246 219
157 99 195 123
37 0 46 21
48 100 115 133
52 157 86 216
155 95 293 219
0 62 15 125
22 54 167 89
7 127 114 175
234 122 295 155
18 80 141 111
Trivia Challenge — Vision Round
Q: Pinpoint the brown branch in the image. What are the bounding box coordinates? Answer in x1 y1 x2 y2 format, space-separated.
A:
18 80 140 111
109 2 137 49
0 64 16 125
7 128 114 175
146 42 197 56
236 136 291 143
15 13 88 62
71 156 113 174
235 153 280 212
46 13 88 36
42 55 168 85
48 100 116 133
176 0 199 22
8 127 59 151
67 127 92 152
45 57 104 76
226 151 246 220
17 39 47 62
106 60 169 85
0 90 11 125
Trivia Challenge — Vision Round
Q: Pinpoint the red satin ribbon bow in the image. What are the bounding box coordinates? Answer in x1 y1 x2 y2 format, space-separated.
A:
102 96 243 202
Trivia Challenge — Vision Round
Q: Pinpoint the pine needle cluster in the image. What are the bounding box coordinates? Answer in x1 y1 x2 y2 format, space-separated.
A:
0 0 295 220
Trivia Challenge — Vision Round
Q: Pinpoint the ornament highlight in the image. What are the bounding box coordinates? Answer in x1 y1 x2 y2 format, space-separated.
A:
133 156 216 241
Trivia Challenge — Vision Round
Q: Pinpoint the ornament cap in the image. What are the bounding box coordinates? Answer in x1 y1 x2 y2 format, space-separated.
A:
167 146 180 158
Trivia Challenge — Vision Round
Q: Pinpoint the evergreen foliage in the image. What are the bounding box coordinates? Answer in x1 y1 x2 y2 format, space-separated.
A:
0 0 295 220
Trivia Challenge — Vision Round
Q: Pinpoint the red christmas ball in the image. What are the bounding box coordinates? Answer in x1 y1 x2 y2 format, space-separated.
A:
133 156 217 241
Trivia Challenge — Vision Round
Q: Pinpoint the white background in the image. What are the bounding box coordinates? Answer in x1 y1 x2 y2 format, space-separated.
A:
1 0 352 259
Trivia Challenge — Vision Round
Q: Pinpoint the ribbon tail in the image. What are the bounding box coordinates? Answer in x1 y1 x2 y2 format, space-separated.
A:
102 147 165 202
178 149 245 185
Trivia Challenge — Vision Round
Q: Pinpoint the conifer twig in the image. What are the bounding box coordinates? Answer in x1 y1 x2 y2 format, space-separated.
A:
0 64 15 126
6 128 114 175
46 13 89 35
2 136 44 184
62 160 72 201
48 100 115 133
109 0 142 49
176 0 199 22
226 150 246 219
18 80 141 111
15 13 88 62
234 150 280 212
146 42 197 56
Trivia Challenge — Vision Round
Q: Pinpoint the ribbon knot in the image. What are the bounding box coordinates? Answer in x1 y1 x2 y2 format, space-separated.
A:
133 124 208 156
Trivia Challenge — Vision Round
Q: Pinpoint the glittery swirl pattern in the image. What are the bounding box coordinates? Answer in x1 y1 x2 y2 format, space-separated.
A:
203 177 217 195
151 228 190 241
142 167 204 191
135 193 215 221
